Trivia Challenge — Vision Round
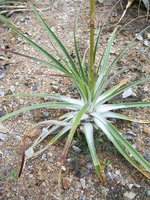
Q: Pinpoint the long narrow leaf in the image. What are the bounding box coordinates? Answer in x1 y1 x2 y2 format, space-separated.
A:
93 113 150 178
96 102 150 113
103 111 150 123
94 27 118 98
0 15 70 75
0 47 71 75
0 102 80 122
33 7 80 77
73 27 85 80
83 123 103 181
96 77 150 105
96 79 128 104
1 93 83 106
58 103 89 187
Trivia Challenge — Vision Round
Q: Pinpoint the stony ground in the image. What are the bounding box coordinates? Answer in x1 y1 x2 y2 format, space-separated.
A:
0 0 150 199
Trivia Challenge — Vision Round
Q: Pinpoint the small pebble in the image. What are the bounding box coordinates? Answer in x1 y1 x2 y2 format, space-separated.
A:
0 111 5 117
32 83 38 91
84 154 91 162
143 149 150 162
123 191 137 200
42 111 49 118
147 190 150 196
62 176 72 189
80 170 90 178
80 178 86 189
135 33 143 41
72 145 81 153
78 194 86 200
86 162 93 170
144 40 150 47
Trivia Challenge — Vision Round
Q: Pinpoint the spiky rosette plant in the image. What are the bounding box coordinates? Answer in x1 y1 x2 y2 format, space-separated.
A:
0 0 150 183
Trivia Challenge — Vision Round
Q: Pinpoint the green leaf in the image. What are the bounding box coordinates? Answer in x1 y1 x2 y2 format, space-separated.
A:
73 26 85 80
0 14 71 75
83 123 103 181
60 103 89 162
0 102 80 122
33 6 80 77
96 77 150 105
96 79 128 104
94 27 118 98
1 93 83 106
93 113 150 178
103 111 150 123
96 101 150 113
58 103 89 185
27 126 71 159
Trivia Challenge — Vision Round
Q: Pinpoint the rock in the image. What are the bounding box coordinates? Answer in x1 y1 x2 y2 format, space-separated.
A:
80 170 90 178
143 127 150 134
78 194 86 200
122 88 136 98
0 111 5 117
140 53 147 62
80 178 86 189
144 40 150 47
101 186 109 197
0 89 4 96
68 84 76 92
72 145 81 153
110 47 116 54
74 181 82 190
84 154 91 162
10 85 16 93
135 33 143 41
25 147 34 159
123 191 137 200
147 190 150 196
142 149 150 162
86 162 93 170
31 83 38 91
37 170 45 181
0 132 7 141
28 128 39 138
19 196 25 200
42 111 49 118
128 183 140 189
62 176 72 189
15 135 22 141
61 166 66 172
28 174 34 179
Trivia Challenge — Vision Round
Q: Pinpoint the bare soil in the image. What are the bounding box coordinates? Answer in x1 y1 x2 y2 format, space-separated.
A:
0 0 150 199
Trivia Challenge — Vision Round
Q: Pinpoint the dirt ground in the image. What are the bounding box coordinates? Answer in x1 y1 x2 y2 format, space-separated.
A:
0 0 150 199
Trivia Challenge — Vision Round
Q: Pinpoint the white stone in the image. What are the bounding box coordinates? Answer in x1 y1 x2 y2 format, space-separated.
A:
124 191 137 200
